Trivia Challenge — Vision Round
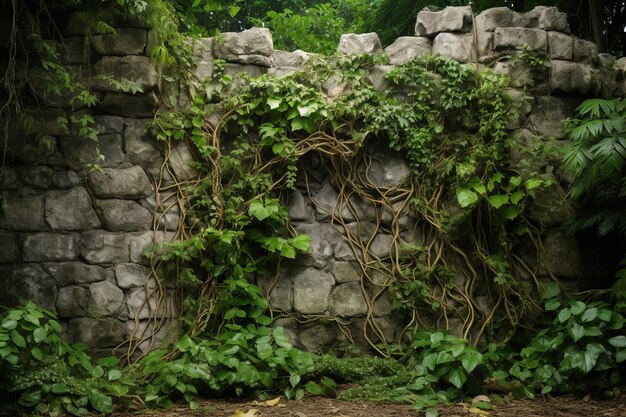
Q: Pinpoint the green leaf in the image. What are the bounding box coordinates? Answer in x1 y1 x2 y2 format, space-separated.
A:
447 368 467 388
502 205 520 220
488 194 509 209
568 322 585 342
33 327 48 343
289 374 301 388
228 5 241 17
456 187 478 208
88 389 113 414
305 381 323 395
31 347 44 361
267 97 282 109
525 178 543 190
570 301 586 315
540 282 561 300
461 350 483 373
289 235 310 252
51 383 69 394
1 319 17 330
544 299 561 311
11 330 26 348
609 336 626 347
557 308 571 323
280 244 296 259
108 370 122 381
581 307 598 323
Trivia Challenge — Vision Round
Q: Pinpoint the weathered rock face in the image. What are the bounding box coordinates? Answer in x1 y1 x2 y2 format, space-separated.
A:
1 5 620 355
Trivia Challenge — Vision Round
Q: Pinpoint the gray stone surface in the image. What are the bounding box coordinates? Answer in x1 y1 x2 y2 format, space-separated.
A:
547 32 573 60
540 230 584 280
293 268 334 314
361 145 411 188
126 287 174 319
94 199 152 231
527 96 578 139
22 233 79 261
313 182 353 222
257 273 293 311
332 261 361 284
46 187 101 230
415 6 472 37
0 264 58 312
80 230 129 264
124 119 161 166
52 170 82 188
94 56 159 92
43 262 112 286
433 32 477 63
0 167 19 189
523 6 570 32
88 166 152 198
475 7 521 31
32 108 69 136
91 28 147 55
331 282 367 317
99 91 159 118
367 65 393 92
56 36 91 64
0 232 20 263
338 33 383 55
57 286 91 317
89 280 125 317
385 37 432 65
0 190 45 231
573 39 599 64
167 141 198 181
272 50 308 67
66 317 126 347
493 27 548 52
191 38 214 81
115 263 151 288
292 223 336 264
94 115 125 135
18 166 55 189
59 134 125 169
213 28 273 67
287 190 311 221
550 60 597 96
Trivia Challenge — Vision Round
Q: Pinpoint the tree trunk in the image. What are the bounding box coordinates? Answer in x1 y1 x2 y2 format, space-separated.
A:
588 0 605 52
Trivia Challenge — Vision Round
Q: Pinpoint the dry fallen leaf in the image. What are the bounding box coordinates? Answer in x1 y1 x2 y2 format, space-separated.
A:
469 407 490 416
265 397 281 407
472 395 491 404
231 408 262 417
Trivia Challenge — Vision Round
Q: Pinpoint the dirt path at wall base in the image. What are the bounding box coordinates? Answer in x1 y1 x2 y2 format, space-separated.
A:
104 394 626 417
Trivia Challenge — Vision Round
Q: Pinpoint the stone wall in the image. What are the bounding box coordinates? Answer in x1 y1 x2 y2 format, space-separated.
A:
0 11 177 355
0 5 624 354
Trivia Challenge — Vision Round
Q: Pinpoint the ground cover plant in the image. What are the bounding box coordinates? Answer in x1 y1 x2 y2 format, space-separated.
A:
1 1 626 416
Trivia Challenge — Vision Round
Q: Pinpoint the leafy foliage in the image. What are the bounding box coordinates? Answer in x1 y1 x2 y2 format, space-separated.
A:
492 283 626 398
563 98 626 294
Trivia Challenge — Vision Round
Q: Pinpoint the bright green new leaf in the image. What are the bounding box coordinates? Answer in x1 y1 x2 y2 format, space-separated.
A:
456 187 478 208
488 194 509 209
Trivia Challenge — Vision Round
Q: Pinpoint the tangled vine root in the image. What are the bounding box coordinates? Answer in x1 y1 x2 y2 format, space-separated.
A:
122 110 546 362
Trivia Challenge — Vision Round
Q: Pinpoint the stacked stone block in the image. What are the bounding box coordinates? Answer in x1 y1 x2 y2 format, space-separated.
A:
0 12 175 354
1 5 623 354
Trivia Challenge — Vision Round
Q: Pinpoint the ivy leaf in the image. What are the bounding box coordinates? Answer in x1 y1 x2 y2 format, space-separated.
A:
289 235 310 252
502 206 520 220
305 381 323 395
88 389 113 414
525 178 543 190
568 322 585 342
289 374 301 388
248 199 272 221
31 347 43 361
280 245 296 259
456 187 478 208
447 368 467 389
461 350 483 373
488 194 509 209
267 97 282 109
608 336 626 347
10 330 26 348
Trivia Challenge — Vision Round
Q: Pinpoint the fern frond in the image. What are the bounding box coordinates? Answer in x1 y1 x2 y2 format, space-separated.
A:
597 212 619 236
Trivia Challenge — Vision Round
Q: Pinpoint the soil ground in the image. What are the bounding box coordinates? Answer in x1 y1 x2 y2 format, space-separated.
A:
106 393 626 417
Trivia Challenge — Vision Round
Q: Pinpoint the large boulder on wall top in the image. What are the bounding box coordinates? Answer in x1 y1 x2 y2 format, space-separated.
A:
415 6 472 37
